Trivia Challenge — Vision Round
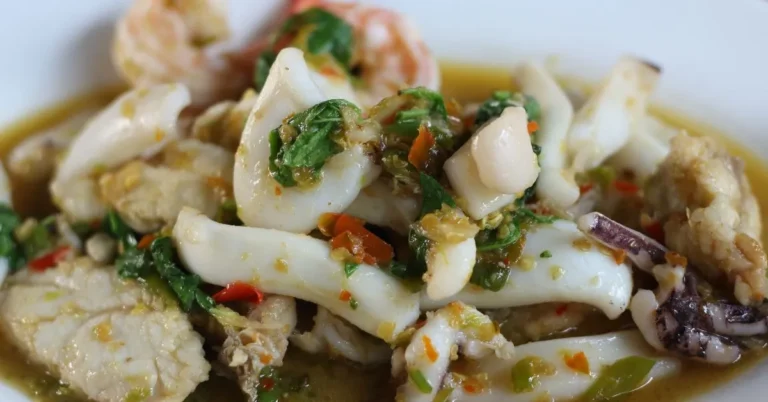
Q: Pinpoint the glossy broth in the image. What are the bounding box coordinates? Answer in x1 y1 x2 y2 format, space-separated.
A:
0 63 766 402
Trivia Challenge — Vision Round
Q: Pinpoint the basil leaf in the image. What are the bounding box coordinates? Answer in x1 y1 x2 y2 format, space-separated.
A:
103 210 137 249
469 261 510 291
21 215 55 259
254 50 277 91
398 87 447 118
149 237 207 312
0 204 25 272
116 247 153 279
580 356 656 401
475 91 540 129
257 366 309 402
255 8 354 90
268 99 358 187
419 172 455 217
475 208 554 252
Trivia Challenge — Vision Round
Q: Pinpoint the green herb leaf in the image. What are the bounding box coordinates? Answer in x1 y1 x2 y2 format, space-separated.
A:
398 87 447 118
433 387 454 402
419 172 456 217
257 366 309 402
510 356 556 393
469 261 511 291
475 208 555 252
116 247 153 279
103 210 137 249
21 215 55 259
344 261 359 277
540 250 552 258
268 99 359 187
580 356 656 401
149 237 209 312
0 204 25 272
255 8 354 90
475 91 540 129
215 199 242 225
349 298 359 310
408 369 433 394
254 50 277 91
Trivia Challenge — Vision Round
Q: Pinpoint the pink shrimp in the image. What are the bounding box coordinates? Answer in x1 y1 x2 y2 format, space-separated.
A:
290 0 441 106
112 0 250 105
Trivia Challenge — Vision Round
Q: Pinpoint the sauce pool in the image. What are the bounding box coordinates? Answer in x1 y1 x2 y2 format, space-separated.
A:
0 62 767 402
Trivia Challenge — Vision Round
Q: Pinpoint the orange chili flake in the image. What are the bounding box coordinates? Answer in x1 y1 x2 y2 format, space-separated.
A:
422 335 438 362
137 233 156 250
611 249 627 265
338 290 352 302
318 64 342 78
527 120 539 134
613 180 639 194
665 251 688 267
408 124 435 171
274 186 282 196
462 377 485 394
579 183 594 194
332 214 394 264
259 354 273 364
564 351 590 375
260 377 275 391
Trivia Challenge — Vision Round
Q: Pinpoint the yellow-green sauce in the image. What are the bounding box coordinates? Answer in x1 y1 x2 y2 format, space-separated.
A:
0 63 766 401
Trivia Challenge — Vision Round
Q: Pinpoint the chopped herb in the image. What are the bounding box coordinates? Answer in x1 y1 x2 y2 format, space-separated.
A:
256 366 309 402
510 356 556 393
254 7 354 90
69 221 95 239
20 215 55 259
349 298 359 310
433 387 454 402
149 237 211 312
474 91 541 129
469 261 510 291
475 208 555 252
344 261 359 278
268 99 360 187
419 172 456 217
0 204 25 272
540 250 552 258
116 247 153 279
215 199 242 225
103 210 137 249
409 369 433 394
580 356 656 401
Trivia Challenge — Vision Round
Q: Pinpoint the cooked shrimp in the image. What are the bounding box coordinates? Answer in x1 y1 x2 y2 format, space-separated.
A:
113 0 247 105
292 0 440 107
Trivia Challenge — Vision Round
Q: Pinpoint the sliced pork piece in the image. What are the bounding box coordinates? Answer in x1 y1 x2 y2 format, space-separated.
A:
220 296 297 400
645 134 766 305
100 161 223 233
0 257 209 401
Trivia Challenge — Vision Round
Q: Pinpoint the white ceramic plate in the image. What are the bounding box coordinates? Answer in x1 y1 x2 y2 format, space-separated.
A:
0 0 766 400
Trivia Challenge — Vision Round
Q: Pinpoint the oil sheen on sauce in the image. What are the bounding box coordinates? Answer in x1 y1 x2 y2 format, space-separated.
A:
0 63 766 402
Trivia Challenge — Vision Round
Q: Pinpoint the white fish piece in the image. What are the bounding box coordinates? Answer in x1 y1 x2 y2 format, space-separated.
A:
173 207 419 341
609 115 680 180
309 69 361 107
0 257 209 402
233 47 380 233
457 331 680 402
567 57 660 172
344 179 419 235
0 161 11 207
516 62 579 209
424 238 476 301
290 307 391 365
470 107 539 195
53 84 190 186
53 177 108 222
420 220 633 319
